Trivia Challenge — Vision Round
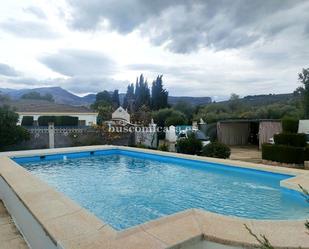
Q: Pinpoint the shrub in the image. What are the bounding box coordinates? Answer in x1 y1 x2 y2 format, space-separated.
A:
177 133 202 155
152 108 187 127
202 142 231 159
158 144 169 151
206 123 217 142
274 133 307 147
38 116 78 126
58 116 78 126
165 111 187 126
304 146 309 161
282 118 299 133
262 144 305 164
136 143 148 149
0 106 30 151
21 116 34 126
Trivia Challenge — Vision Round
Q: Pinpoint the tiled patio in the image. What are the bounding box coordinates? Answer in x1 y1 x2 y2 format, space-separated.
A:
0 201 28 249
230 146 262 164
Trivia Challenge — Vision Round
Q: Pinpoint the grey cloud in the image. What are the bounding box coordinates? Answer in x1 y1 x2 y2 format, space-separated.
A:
127 63 199 77
127 62 285 97
2 49 125 94
4 76 43 85
0 19 59 39
23 6 47 19
304 24 309 36
5 75 128 94
57 76 129 93
127 63 176 73
39 49 116 77
67 0 180 33
0 63 21 77
66 0 309 53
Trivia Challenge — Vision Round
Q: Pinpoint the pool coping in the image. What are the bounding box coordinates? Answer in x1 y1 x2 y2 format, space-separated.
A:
0 145 308 249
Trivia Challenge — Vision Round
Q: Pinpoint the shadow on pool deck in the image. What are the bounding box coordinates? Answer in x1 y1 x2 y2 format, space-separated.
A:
0 201 28 249
230 146 262 164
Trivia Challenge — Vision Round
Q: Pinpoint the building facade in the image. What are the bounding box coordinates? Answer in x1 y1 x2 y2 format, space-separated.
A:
17 112 98 126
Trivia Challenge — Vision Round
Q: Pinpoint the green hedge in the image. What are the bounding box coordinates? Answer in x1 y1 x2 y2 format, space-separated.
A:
202 142 231 159
274 133 307 147
262 144 305 164
177 134 202 155
38 116 78 126
282 118 299 133
304 147 309 161
21 116 34 126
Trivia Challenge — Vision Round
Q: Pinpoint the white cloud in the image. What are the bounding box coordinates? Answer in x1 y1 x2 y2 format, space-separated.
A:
39 49 116 77
0 19 59 39
0 0 308 99
23 6 47 19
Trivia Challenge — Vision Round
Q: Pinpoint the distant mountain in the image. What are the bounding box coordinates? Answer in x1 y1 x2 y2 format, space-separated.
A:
219 93 295 107
241 93 294 106
1 99 95 113
0 87 92 106
168 96 212 106
80 93 96 104
0 86 213 107
1 86 293 109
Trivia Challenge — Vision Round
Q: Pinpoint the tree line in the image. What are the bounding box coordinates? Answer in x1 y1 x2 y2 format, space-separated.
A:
92 74 169 124
21 91 54 102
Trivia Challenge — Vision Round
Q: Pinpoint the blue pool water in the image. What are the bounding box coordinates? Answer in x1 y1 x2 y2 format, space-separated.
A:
16 149 308 230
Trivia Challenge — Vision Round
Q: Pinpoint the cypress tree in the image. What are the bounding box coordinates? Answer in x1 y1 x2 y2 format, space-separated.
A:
135 74 151 110
123 84 135 112
151 75 168 110
112 90 120 108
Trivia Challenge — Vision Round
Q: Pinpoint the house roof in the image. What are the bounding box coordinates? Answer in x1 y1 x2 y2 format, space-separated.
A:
112 106 127 113
2 99 97 114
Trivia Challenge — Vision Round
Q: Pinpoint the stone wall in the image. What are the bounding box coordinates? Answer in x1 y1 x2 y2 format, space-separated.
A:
13 126 133 150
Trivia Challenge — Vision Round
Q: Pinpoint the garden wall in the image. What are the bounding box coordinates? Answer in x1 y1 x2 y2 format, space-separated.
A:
12 126 133 150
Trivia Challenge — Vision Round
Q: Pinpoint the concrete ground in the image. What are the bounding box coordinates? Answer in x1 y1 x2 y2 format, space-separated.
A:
0 201 28 249
230 146 262 164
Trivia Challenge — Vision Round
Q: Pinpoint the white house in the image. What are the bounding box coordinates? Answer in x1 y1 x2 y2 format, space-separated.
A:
298 120 309 134
17 112 98 126
14 100 98 126
111 106 130 124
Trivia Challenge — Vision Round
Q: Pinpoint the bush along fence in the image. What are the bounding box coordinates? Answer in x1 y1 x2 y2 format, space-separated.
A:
37 116 79 126
262 119 309 166
21 116 34 126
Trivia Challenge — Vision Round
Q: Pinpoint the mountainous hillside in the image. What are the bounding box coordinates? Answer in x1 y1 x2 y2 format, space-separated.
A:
0 87 94 106
219 93 295 107
0 86 296 109
0 87 213 107
168 96 212 106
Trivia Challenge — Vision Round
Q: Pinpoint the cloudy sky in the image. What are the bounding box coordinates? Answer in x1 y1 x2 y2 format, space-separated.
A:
0 0 308 100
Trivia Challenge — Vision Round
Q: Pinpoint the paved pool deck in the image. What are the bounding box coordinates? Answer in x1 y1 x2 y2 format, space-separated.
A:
230 146 262 164
0 201 28 249
0 145 308 249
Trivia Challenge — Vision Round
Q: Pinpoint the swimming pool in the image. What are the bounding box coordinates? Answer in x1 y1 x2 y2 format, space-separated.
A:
16 149 308 230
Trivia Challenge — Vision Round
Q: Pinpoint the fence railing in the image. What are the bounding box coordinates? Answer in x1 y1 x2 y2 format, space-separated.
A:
25 126 96 134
